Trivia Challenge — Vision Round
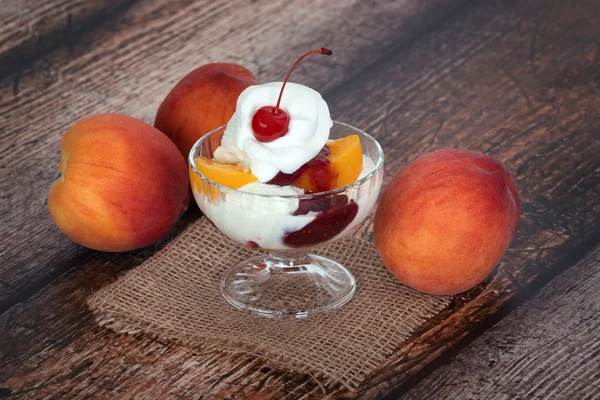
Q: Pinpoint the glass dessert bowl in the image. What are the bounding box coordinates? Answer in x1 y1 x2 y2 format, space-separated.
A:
189 121 384 318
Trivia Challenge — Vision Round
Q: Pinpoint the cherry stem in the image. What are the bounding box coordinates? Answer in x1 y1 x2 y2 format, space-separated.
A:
273 47 332 115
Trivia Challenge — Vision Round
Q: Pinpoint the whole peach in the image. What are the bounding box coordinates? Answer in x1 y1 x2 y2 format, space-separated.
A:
48 114 189 252
374 149 520 295
154 63 258 158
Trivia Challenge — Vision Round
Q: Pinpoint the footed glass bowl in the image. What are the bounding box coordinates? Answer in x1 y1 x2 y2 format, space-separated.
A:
189 121 384 318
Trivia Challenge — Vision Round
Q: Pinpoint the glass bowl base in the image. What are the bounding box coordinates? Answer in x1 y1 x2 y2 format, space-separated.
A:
220 252 356 318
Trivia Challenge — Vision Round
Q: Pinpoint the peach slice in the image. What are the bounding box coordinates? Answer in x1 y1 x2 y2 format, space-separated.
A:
191 156 257 192
290 134 363 193
328 134 363 188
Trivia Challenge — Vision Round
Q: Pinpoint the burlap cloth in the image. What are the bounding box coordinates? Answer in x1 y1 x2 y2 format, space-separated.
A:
87 218 450 390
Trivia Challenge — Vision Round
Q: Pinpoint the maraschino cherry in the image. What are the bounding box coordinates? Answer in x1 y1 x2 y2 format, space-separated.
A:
252 48 332 143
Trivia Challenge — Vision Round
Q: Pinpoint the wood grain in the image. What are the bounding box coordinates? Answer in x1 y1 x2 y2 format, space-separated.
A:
403 245 600 400
0 0 599 398
336 1 600 396
0 0 136 81
0 0 468 310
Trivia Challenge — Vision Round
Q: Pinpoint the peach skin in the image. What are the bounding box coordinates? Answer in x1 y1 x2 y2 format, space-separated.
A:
154 63 258 159
374 149 520 295
48 114 189 252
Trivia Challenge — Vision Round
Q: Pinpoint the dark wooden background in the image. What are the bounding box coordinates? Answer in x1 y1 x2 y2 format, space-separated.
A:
1 0 599 398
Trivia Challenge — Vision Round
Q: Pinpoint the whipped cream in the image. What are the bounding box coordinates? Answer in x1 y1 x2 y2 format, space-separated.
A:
214 82 333 182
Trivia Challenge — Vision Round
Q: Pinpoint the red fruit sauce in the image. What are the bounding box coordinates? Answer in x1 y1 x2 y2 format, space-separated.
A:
292 194 350 216
267 146 337 193
284 198 358 247
244 194 359 249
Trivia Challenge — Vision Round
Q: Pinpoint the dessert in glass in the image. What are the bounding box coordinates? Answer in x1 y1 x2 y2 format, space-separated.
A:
188 49 384 318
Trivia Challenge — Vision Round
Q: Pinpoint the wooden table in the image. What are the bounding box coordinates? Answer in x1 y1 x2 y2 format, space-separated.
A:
1 0 598 398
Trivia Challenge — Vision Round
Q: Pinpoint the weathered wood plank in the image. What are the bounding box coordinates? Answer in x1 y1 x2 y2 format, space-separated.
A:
0 0 469 309
0 0 136 80
0 0 599 399
402 246 600 400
